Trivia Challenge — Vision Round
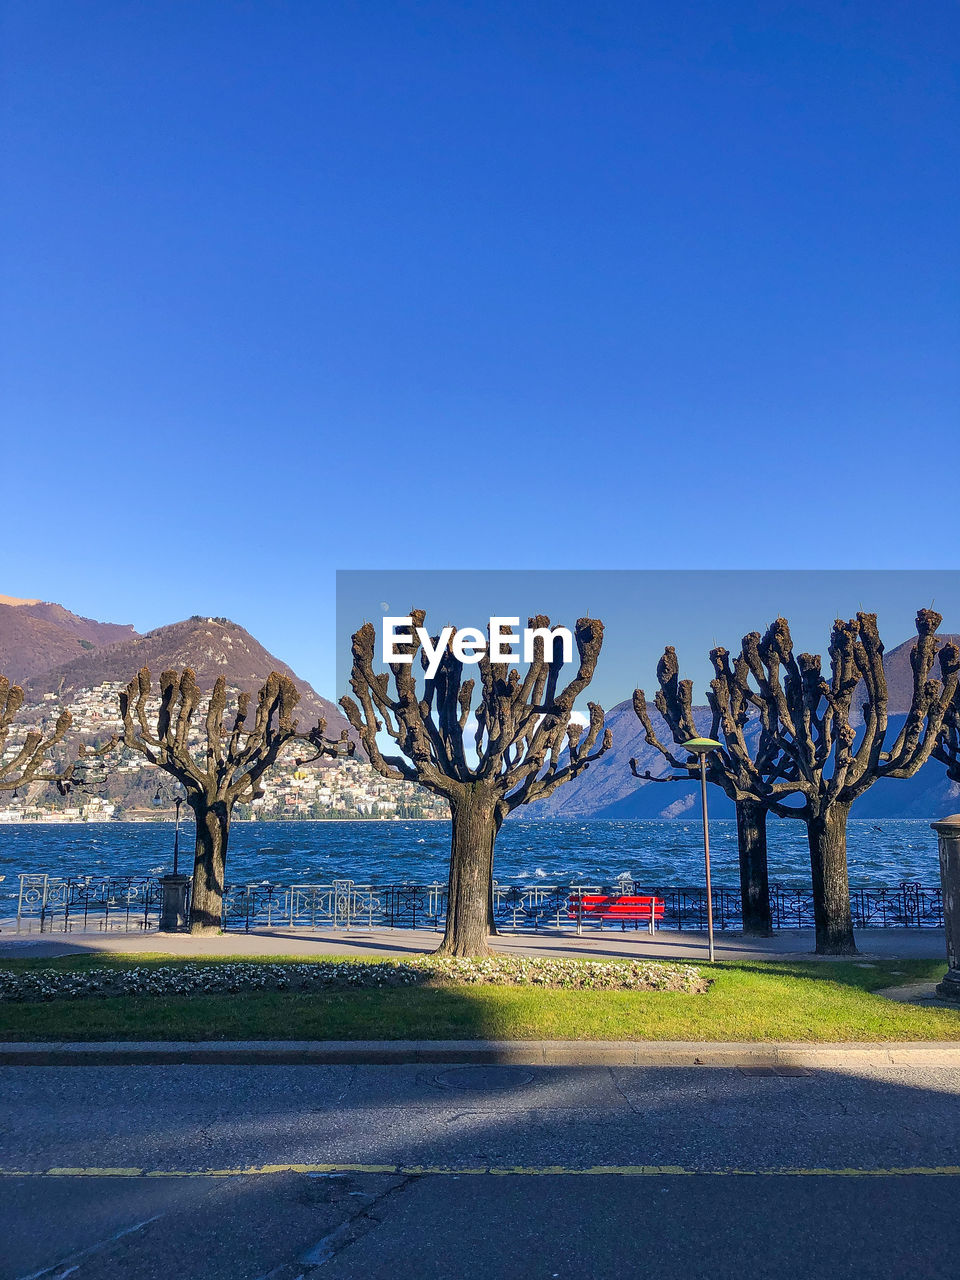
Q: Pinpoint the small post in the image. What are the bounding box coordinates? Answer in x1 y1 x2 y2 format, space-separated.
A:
158 874 190 932
931 814 960 1000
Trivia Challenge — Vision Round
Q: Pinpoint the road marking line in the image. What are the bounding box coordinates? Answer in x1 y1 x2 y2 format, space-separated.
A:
2 1164 960 1179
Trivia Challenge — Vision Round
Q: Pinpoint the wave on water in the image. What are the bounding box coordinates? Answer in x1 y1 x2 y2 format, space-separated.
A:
0 818 944 894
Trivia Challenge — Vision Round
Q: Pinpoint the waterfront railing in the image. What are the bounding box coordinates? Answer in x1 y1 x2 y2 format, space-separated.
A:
5 873 945 935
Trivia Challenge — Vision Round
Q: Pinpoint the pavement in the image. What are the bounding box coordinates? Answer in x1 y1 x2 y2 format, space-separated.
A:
875 979 959 1008
0 923 949 961
3 1059 960 1278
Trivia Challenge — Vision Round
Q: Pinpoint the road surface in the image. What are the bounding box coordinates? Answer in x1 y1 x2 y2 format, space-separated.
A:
3 1060 959 1278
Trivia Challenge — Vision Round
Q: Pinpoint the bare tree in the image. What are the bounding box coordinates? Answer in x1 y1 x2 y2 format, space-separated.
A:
639 612 958 954
933 679 960 784
0 675 76 795
341 613 612 956
630 646 776 936
744 611 958 952
634 612 959 953
120 667 351 933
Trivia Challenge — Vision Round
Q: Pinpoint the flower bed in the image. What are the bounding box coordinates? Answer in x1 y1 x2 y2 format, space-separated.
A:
0 956 708 1002
425 955 707 991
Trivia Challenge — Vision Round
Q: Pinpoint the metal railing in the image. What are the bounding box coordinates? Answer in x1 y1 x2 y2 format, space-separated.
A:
12 874 162 933
8 873 944 934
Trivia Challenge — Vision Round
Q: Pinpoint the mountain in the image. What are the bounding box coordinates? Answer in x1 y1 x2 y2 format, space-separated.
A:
882 632 960 714
523 698 736 821
524 630 960 821
22 614 354 739
0 597 137 683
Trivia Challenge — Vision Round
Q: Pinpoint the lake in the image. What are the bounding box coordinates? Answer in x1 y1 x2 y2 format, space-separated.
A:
0 818 943 905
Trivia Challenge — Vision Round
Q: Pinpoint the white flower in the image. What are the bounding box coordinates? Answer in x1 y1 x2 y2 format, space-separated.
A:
0 956 707 1002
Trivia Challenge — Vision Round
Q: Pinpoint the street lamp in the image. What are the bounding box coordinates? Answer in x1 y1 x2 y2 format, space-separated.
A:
153 783 185 876
681 737 723 964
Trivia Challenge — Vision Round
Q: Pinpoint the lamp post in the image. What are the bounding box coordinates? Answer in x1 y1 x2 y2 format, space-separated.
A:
172 795 183 875
681 737 723 964
153 783 185 872
154 782 189 931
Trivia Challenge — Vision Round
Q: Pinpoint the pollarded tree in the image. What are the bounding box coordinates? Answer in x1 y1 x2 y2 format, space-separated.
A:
341 613 612 956
630 645 777 936
634 612 959 953
0 675 75 794
733 611 959 953
120 667 352 933
933 681 960 784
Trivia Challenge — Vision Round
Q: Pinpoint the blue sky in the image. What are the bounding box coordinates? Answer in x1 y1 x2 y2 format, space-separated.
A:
2 2 957 697
337 569 960 710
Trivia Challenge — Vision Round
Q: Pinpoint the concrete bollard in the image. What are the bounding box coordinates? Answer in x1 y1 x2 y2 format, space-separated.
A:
931 814 960 1001
158 873 191 932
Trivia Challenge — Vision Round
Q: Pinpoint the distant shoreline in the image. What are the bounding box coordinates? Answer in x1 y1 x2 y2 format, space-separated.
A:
0 814 933 825
0 815 450 825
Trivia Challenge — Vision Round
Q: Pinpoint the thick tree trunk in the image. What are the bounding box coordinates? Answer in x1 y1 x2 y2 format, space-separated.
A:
807 801 857 955
736 800 773 936
436 789 497 957
189 800 230 935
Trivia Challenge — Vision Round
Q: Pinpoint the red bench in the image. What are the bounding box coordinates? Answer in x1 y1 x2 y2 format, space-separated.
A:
567 894 665 935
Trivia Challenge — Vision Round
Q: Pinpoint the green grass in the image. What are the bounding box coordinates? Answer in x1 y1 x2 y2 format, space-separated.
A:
1 954 958 1042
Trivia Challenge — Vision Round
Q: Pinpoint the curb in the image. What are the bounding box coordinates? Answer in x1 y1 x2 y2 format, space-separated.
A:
3 1040 960 1067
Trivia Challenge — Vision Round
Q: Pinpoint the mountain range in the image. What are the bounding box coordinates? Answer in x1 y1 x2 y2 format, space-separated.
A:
0 596 352 740
1 596 957 819
526 631 960 821
0 597 136 684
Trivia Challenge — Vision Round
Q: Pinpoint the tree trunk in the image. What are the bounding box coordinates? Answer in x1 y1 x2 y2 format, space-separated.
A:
436 788 497 957
486 810 503 937
189 799 230 935
806 801 857 955
736 799 773 936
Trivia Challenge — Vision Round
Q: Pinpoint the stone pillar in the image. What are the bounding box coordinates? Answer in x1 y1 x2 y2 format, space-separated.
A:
931 814 960 1001
158 874 191 933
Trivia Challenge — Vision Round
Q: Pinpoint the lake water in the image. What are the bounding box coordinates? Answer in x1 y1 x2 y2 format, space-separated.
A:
0 818 942 906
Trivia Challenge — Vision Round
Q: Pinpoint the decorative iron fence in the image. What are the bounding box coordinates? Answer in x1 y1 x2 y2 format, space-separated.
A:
7 873 944 934
12 874 162 933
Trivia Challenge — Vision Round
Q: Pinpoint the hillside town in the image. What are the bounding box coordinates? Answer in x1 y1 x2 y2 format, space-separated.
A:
0 679 448 823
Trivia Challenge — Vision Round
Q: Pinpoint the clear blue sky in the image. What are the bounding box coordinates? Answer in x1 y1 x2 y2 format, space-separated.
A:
337 570 960 710
2 2 957 697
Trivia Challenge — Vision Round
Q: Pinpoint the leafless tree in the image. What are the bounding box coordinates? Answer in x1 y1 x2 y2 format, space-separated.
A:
630 646 776 936
0 674 77 795
933 684 960 786
341 613 612 955
120 667 351 933
636 612 958 954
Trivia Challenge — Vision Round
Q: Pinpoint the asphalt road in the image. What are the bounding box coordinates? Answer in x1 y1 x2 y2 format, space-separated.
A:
3 1062 960 1278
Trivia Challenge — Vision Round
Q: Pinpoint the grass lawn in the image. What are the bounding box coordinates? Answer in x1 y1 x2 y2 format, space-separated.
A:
1 954 958 1042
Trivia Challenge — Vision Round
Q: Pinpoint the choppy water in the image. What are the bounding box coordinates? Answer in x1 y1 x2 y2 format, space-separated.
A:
0 819 942 899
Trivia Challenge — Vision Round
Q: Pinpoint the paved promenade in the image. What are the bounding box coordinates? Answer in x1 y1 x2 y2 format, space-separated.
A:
3 1058 960 1278
0 924 948 961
